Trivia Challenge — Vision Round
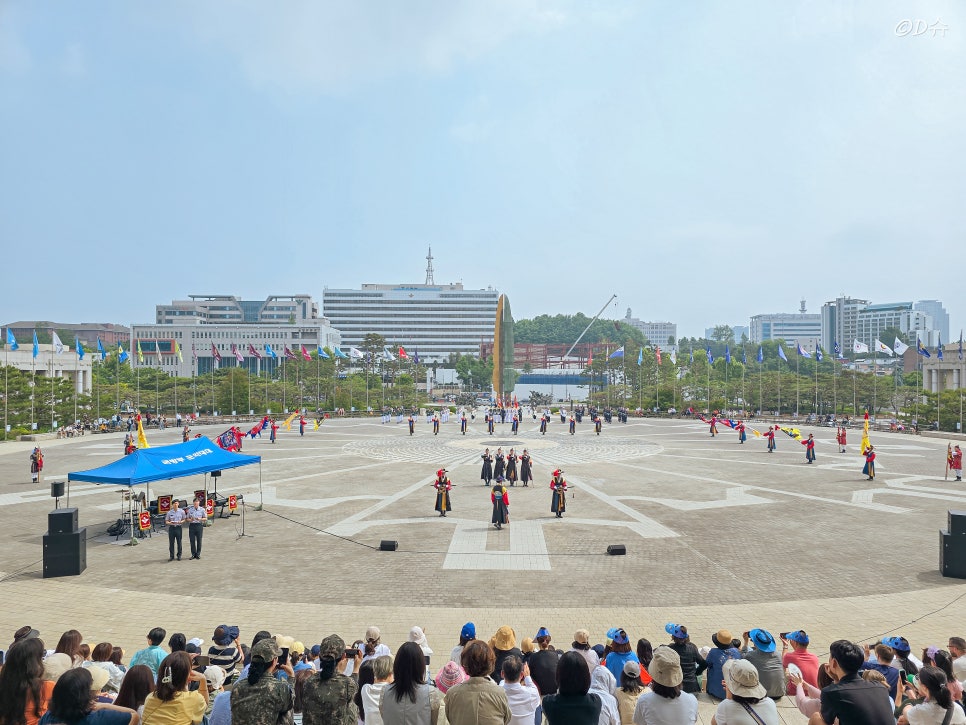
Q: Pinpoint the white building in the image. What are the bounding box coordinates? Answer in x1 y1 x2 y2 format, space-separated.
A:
855 302 935 348
624 310 677 350
821 296 869 354
749 312 822 348
1 344 93 395
322 249 500 363
913 300 950 341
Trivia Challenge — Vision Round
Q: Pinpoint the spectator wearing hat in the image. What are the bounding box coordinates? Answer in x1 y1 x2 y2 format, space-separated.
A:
881 637 922 676
604 631 639 687
948 638 966 683
807 639 895 725
201 666 226 719
705 630 741 701
570 631 600 674
435 661 468 695
632 646 698 725
38 668 137 725
520 639 537 665
710 659 779 725
498 655 540 725
665 625 706 695
230 639 293 725
0 637 54 725
445 640 511 725
450 624 476 665
550 470 567 517
617 661 646 725
490 627 523 685
740 629 785 700
379 642 443 725
362 627 391 665
528 629 562 697
208 627 243 681
88 667 113 704
44 656 75 686
588 666 621 725
541 651 601 725
491 480 509 530
781 631 819 696
129 629 167 679
408 627 433 681
142 652 208 725
301 635 360 725
85 644 126 694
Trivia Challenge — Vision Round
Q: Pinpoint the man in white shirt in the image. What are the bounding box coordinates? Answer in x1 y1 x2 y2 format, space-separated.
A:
500 655 541 725
949 637 966 682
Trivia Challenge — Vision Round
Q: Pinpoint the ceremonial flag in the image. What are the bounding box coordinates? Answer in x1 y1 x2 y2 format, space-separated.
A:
797 343 811 359
284 346 297 360
853 339 869 354
706 347 714 364
725 346 731 364
234 344 245 363
874 339 893 356
349 347 364 359
937 334 944 360
398 346 408 359
815 347 823 362
861 412 871 455
211 343 221 362
742 348 747 365
192 344 198 362
32 331 39 358
75 337 85 360
413 350 420 365
757 346 763 364
916 338 931 358
281 411 298 431
656 346 662 365
174 341 183 362
670 350 676 364
637 347 643 366
333 347 348 359
118 343 129 363
265 344 278 359
609 346 624 359
52 332 64 355
300 345 312 361
833 341 842 358
248 343 261 359
137 340 144 364
383 346 395 361
5 329 18 350
317 345 329 359
587 349 593 366
97 337 106 360
778 344 788 362
893 337 909 356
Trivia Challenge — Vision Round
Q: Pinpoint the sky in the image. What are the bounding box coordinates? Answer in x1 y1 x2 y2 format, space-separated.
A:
1 0 964 338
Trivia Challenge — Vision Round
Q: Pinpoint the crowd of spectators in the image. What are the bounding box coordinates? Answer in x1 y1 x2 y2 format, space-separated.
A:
2 623 965 725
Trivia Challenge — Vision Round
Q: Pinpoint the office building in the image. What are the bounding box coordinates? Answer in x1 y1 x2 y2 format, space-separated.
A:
914 300 950 341
3 321 130 349
624 310 677 350
750 301 822 348
855 302 934 348
820 297 869 354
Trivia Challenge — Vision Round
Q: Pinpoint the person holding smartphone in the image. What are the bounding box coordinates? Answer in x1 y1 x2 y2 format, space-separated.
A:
300 635 361 725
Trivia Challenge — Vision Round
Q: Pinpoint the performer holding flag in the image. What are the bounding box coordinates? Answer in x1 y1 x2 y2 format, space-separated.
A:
550 470 567 518
433 469 452 517
801 433 816 463
764 426 776 452
737 420 746 444
863 445 876 480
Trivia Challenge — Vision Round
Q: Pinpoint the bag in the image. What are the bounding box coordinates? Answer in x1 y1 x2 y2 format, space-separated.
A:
106 519 126 536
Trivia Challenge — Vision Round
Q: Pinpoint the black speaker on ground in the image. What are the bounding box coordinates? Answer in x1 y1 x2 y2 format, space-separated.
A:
607 544 627 556
43 527 86 578
48 508 78 535
948 510 966 536
379 540 398 551
50 481 65 498
940 530 966 578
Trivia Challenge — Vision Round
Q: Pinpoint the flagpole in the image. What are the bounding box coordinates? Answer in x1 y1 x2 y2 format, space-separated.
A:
795 351 800 417
282 358 286 413
4 346 8 441
73 345 79 426
136 350 141 410
872 335 877 417
316 349 320 412
741 349 746 416
247 357 251 415
758 354 763 418
155 348 160 418
210 354 215 417
814 346 819 414
49 346 55 430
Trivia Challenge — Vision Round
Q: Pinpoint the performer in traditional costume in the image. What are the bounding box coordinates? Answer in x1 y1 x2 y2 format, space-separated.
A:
299 415 306 436
764 426 776 452
270 418 279 443
837 427 847 453
494 448 506 480
736 420 746 444
183 425 191 443
460 411 467 435
30 447 44 483
519 449 533 486
491 478 509 530
511 414 519 435
433 469 452 517
863 445 876 480
802 433 816 463
505 448 518 485
550 470 567 518
481 448 493 486
594 416 602 435
950 444 963 482
487 414 494 435
709 415 718 436
569 415 576 435
408 414 415 436
432 412 440 436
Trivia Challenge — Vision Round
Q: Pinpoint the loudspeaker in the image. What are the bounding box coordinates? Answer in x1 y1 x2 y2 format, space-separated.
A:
210 470 221 478
379 540 398 551
607 544 627 556
50 481 65 498
940 530 966 578
948 510 966 537
43 528 87 578
48 508 78 535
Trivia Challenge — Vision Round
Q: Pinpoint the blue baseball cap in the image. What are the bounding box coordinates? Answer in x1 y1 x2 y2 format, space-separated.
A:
461 623 476 640
536 628 551 639
784 630 809 645
665 623 688 639
749 629 776 653
606 628 620 642
883 636 910 653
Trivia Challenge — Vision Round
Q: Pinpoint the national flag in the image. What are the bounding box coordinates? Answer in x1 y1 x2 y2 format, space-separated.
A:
265 344 278 359
333 347 348 359
797 343 811 359
937 334 944 360
833 341 842 358
137 340 144 364
32 331 39 358
118 343 129 363
656 346 662 365
893 337 909 356
97 337 106 360
211 343 221 362
398 346 408 359
174 341 183 363
670 350 676 364
234 344 245 363
609 346 624 359
51 332 64 355
637 347 643 366
349 347 364 359
318 345 329 359
778 344 788 362
916 338 931 358
135 413 150 449
75 337 85 360
5 329 19 351
757 346 763 364
874 339 893 356
248 343 261 359
706 347 714 364
413 350 420 365
284 346 297 360
853 339 869 354
725 346 731 364
300 345 312 361
815 347 823 362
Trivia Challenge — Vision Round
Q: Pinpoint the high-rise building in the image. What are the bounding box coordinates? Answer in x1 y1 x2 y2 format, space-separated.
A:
822 296 947 351
624 310 677 350
821 297 869 353
855 302 934 348
322 249 500 362
750 301 821 348
914 300 950 341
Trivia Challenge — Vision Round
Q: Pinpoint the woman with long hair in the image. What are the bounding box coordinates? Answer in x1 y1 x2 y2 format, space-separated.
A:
108 651 125 675
85 645 125 694
0 638 52 725
351 663 374 724
113 667 154 718
37 669 136 725
140 653 207 725
301 635 360 725
379 643 442 725
541 651 601 725
54 632 84 669
899 666 966 725
922 649 963 704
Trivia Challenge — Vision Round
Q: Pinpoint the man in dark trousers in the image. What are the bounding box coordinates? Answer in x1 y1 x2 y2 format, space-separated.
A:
808 640 895 725
527 628 561 697
165 499 186 561
186 497 206 560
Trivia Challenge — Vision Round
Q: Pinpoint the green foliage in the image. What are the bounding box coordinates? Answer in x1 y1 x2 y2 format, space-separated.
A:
454 354 493 390
515 314 647 347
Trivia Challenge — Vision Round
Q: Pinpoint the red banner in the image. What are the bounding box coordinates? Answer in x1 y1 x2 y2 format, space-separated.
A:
157 495 172 513
138 511 151 531
228 494 238 511
205 499 215 518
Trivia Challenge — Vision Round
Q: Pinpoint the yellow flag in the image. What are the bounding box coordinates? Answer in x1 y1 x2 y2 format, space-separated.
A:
281 411 298 431
136 414 150 449
313 418 321 430
174 341 183 363
861 414 871 455
136 340 144 364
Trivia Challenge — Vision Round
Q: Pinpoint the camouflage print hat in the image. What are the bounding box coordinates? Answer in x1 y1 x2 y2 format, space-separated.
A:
250 638 282 663
319 634 346 661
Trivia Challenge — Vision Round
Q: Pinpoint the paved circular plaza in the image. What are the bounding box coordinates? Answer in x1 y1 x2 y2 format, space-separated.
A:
2 415 965 690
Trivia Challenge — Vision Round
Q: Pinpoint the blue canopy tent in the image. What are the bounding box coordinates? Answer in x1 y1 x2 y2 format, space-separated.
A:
68 438 262 539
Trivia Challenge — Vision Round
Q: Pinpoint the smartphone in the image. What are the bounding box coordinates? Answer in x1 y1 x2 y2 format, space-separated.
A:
278 648 289 665
345 648 358 659
424 655 431 666
194 655 210 668
899 669 907 684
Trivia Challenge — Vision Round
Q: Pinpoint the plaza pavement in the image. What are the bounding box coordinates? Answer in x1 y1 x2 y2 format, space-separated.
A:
3 415 966 724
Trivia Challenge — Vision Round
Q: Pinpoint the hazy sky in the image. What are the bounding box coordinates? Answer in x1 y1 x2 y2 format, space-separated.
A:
1 1 963 338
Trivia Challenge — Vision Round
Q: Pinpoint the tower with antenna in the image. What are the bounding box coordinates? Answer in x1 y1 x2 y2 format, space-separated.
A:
424 246 435 285
800 298 807 314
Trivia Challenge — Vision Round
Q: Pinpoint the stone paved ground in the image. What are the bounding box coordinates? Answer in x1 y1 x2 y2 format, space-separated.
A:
3 416 966 724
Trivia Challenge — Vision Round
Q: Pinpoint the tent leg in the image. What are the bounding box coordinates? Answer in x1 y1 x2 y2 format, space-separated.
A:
257 463 263 511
